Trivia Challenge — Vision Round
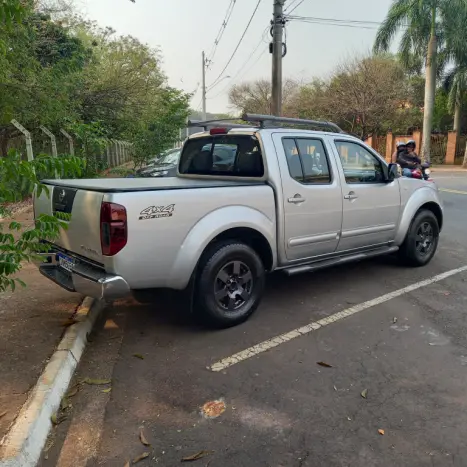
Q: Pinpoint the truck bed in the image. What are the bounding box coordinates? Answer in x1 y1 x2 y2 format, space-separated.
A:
41 177 266 193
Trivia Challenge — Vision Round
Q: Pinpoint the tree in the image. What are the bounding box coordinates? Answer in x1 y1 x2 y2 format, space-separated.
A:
228 79 299 115
286 55 413 138
374 0 466 162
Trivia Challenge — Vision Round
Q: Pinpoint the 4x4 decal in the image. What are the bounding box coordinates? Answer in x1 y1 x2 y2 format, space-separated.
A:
139 204 175 220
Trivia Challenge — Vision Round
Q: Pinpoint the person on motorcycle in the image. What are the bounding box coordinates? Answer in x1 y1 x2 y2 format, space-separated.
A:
397 140 421 177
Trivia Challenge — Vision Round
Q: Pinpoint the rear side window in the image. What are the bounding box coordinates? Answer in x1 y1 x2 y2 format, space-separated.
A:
179 135 264 177
282 138 331 184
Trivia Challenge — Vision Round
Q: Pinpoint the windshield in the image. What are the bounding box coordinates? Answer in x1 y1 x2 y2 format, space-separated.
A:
159 149 181 165
179 135 263 177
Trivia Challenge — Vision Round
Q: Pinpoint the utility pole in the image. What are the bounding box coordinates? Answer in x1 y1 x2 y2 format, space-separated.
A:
202 51 207 121
271 0 285 116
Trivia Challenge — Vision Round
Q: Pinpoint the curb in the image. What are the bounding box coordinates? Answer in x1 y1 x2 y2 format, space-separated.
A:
0 297 104 467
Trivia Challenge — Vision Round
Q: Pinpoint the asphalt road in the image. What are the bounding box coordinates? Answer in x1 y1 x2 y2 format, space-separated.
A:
42 173 467 467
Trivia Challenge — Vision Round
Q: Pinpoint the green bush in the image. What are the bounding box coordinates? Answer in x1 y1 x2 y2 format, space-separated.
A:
0 150 85 292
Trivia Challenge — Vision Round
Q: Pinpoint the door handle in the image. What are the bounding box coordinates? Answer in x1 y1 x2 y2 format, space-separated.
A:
288 194 306 204
344 192 358 200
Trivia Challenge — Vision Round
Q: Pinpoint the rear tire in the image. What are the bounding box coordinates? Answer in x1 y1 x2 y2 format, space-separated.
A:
399 210 439 267
195 241 266 328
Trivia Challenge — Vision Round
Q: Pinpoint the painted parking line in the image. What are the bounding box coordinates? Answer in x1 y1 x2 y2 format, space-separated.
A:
439 188 467 195
209 265 467 372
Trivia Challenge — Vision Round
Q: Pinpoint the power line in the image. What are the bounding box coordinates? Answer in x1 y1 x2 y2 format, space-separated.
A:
205 0 237 69
207 0 263 90
208 29 269 100
291 18 380 30
285 0 305 15
288 14 382 25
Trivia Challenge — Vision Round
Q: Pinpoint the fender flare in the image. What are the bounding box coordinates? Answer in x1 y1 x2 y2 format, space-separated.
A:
394 187 444 245
168 206 276 289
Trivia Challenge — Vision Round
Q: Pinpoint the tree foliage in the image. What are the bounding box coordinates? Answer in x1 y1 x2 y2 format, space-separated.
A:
0 151 85 292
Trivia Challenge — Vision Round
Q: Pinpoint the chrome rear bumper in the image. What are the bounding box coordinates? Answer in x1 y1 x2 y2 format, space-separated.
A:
37 253 130 301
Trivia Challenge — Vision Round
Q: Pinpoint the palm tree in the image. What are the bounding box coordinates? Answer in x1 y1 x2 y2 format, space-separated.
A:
444 67 466 133
374 0 466 163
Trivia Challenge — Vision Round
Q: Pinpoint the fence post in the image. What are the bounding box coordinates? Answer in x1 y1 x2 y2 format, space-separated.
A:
11 119 33 161
40 126 59 178
106 142 111 168
385 131 394 163
60 129 74 156
445 131 457 165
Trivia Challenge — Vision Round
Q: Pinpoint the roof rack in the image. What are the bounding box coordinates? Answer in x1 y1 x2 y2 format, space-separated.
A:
187 119 255 130
241 113 344 133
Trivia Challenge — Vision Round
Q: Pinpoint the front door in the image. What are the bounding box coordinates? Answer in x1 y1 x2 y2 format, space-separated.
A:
272 133 343 262
332 139 401 252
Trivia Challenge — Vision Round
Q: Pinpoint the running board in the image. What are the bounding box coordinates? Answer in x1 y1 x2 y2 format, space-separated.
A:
283 246 399 276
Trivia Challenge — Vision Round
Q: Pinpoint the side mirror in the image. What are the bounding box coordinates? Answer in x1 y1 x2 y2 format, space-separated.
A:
386 163 400 182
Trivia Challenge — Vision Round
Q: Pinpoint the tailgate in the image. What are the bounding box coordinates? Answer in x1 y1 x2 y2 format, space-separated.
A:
35 185 104 264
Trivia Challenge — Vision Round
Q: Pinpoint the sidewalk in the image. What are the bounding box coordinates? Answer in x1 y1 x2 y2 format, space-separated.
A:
0 206 83 443
432 165 467 172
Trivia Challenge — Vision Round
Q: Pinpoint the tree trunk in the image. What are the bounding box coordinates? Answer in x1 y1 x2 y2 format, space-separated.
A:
421 13 438 164
454 102 461 134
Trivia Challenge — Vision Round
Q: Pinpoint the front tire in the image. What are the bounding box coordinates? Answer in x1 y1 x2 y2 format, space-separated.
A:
195 241 266 328
399 210 439 267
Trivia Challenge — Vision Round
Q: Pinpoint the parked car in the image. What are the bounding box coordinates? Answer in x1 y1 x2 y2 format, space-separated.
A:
137 148 181 177
34 114 443 328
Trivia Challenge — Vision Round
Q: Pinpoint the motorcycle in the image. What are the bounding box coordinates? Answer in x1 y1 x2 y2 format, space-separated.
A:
410 162 432 181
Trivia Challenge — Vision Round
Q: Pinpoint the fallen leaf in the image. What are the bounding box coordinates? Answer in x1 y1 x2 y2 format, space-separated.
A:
317 361 333 368
378 429 385 435
50 414 58 425
133 353 144 360
333 385 337 391
66 384 80 398
0 411 7 419
347 416 352 421
139 429 150 446
361 389 368 399
82 378 111 386
102 388 112 393
132 452 149 464
444 292 451 296
60 396 69 411
201 400 226 419
124 461 130 467
393 317 398 323
181 450 213 462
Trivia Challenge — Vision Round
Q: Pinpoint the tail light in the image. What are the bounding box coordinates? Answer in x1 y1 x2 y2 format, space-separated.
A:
100 202 127 256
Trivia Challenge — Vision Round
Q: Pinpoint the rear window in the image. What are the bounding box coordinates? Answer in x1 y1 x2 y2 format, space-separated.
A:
179 135 264 177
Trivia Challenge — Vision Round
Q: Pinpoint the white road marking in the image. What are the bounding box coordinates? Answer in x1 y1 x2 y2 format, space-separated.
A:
210 266 467 372
439 188 467 195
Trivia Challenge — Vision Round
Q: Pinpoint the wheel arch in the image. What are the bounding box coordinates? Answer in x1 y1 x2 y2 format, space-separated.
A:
394 188 443 245
168 206 276 289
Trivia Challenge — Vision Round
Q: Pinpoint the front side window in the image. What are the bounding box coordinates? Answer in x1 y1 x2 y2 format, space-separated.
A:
335 141 384 184
282 138 331 184
179 135 263 177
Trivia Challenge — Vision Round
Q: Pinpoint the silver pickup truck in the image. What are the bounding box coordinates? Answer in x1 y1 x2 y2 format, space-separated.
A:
35 114 443 328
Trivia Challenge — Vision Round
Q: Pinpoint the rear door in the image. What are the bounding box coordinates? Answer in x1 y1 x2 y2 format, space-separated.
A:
332 139 401 252
272 133 343 261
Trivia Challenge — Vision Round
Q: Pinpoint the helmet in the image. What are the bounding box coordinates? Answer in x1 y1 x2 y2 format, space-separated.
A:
407 139 416 147
396 141 406 148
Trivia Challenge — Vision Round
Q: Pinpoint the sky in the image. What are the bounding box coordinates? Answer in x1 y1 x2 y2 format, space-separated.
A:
79 0 395 115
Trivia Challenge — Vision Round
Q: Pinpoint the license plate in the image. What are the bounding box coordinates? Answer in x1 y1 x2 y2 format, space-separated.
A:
57 253 75 273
